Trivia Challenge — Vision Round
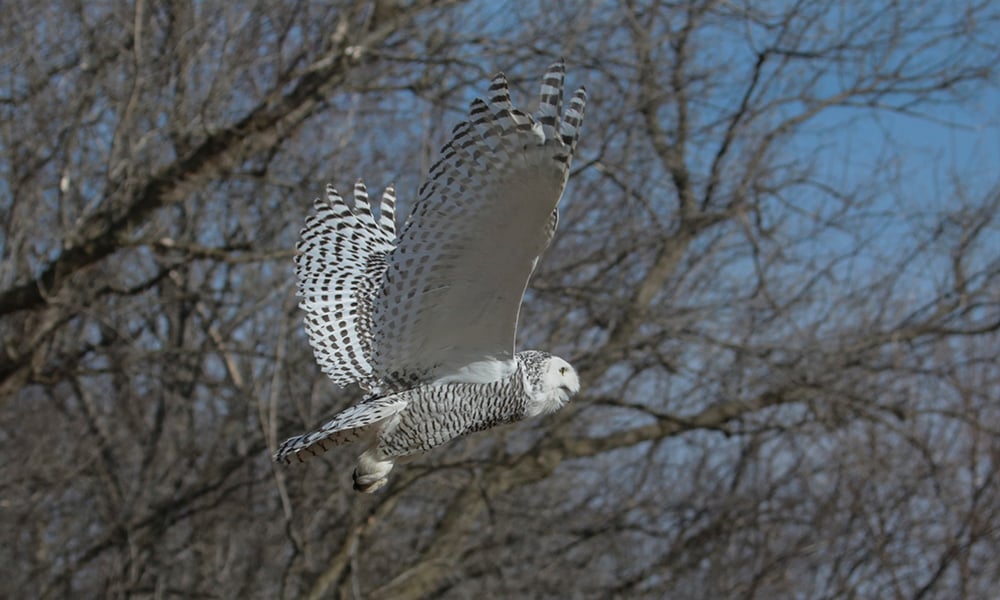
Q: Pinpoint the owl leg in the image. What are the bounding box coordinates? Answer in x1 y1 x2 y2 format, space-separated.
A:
353 448 394 493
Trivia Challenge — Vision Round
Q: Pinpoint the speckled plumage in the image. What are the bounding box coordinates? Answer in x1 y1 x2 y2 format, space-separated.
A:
378 354 537 457
275 62 587 492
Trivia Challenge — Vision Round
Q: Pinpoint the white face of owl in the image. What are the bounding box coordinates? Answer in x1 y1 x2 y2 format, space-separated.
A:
525 355 580 418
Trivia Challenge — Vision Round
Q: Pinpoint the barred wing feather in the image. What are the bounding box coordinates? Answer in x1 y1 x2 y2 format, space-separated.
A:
371 62 587 389
295 182 397 393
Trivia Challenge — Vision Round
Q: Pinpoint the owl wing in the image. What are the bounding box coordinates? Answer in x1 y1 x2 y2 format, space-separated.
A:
370 61 587 389
295 182 396 393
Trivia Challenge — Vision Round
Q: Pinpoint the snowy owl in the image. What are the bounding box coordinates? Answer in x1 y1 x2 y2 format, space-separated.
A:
274 62 586 492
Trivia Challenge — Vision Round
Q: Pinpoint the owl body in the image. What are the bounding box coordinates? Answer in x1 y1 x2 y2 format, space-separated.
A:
379 364 527 457
279 351 577 491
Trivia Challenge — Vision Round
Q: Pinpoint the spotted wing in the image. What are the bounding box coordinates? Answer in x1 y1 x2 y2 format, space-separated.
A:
295 182 397 393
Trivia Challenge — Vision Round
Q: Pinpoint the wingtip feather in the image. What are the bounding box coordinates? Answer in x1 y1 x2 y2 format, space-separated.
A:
379 185 397 236
536 61 566 141
559 87 587 151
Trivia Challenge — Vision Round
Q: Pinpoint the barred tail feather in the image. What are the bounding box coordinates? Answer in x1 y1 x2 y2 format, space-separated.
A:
274 396 407 464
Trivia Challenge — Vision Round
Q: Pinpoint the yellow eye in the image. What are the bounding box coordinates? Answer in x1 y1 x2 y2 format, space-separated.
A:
559 367 567 376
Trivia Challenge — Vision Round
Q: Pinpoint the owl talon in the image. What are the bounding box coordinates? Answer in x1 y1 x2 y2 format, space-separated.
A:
353 450 394 493
353 474 389 493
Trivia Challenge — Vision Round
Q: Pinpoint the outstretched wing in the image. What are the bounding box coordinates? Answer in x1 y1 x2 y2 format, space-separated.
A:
371 61 587 389
273 396 408 463
295 182 396 392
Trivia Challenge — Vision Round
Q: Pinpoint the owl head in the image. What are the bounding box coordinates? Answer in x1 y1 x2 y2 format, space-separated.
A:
523 353 580 418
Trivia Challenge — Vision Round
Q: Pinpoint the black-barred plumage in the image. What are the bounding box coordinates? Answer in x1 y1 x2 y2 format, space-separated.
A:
295 183 396 393
380 354 540 457
276 62 587 492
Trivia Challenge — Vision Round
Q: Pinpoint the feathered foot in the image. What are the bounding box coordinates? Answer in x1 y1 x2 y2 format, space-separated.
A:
353 449 394 493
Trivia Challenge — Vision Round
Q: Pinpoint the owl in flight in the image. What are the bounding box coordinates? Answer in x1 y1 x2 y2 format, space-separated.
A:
274 62 586 492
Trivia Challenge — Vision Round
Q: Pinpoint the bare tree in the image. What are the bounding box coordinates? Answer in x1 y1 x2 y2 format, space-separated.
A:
2 0 998 598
